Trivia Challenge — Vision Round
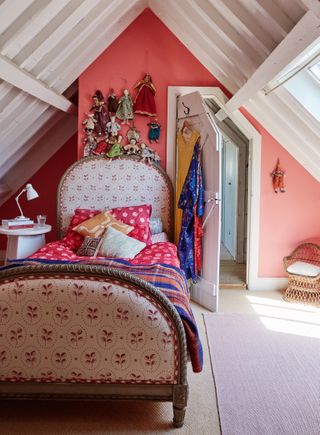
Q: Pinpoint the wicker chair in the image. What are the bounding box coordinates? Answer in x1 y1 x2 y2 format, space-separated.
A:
283 243 320 305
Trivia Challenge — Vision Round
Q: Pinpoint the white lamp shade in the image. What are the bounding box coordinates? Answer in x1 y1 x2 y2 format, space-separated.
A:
25 184 39 200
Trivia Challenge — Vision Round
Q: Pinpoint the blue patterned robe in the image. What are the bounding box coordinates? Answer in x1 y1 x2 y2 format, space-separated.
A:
178 141 205 281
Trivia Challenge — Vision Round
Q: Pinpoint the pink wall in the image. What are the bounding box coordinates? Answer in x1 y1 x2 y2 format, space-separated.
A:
0 135 77 250
79 8 320 278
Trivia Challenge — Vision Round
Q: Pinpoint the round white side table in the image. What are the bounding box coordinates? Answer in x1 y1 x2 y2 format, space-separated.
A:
0 224 52 264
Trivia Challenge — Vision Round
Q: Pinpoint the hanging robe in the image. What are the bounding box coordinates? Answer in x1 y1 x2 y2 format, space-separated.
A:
178 141 204 281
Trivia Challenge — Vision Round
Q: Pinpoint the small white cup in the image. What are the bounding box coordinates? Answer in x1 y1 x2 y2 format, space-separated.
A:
37 214 47 226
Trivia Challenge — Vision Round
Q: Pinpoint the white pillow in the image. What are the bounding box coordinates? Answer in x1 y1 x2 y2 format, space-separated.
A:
96 226 146 259
286 261 320 277
151 232 168 244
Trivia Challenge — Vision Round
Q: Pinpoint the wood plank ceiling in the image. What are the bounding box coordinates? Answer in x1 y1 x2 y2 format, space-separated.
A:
0 0 318 203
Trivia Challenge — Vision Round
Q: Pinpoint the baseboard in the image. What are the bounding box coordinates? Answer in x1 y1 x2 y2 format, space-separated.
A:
248 277 288 291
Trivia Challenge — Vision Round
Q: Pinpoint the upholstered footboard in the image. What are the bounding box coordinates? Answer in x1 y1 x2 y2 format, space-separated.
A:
0 264 188 427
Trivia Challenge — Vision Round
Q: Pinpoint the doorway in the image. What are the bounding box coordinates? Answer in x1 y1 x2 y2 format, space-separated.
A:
205 98 249 288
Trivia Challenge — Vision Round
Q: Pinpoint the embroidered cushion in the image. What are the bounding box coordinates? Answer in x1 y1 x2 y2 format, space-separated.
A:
96 226 146 259
109 204 152 245
72 211 133 238
63 208 101 251
76 237 101 257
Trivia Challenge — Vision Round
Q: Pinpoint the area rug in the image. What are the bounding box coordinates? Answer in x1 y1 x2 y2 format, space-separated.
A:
204 313 320 435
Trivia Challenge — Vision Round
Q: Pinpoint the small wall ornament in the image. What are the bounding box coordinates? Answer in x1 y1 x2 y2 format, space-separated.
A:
271 159 286 193
116 89 134 125
147 118 161 143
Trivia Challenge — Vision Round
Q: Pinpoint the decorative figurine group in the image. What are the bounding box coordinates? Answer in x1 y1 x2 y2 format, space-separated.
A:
82 73 161 165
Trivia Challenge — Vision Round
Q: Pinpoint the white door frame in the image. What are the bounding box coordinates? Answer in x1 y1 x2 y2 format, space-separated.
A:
167 86 287 291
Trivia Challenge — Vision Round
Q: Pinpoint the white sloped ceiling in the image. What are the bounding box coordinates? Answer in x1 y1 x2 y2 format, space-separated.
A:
0 0 318 205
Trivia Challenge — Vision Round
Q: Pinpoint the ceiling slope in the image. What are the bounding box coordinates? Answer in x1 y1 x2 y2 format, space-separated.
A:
0 0 318 207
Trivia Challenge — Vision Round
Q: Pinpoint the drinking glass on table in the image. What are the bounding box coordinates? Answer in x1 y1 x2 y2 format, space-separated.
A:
37 214 47 226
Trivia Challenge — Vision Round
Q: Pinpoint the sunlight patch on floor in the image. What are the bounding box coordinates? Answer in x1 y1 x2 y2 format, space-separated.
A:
246 294 320 338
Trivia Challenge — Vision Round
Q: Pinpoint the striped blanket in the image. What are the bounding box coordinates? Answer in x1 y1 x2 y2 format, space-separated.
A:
4 257 203 373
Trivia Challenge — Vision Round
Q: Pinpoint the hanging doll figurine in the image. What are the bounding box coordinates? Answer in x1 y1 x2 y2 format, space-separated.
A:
106 135 123 158
140 143 161 165
116 89 134 125
126 126 140 143
107 88 119 115
271 159 286 193
83 131 97 157
106 115 121 137
82 113 97 133
91 90 110 136
147 118 161 143
134 73 157 117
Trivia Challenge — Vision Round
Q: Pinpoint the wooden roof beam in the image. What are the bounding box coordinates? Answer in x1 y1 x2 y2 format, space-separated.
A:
0 54 77 114
222 10 320 113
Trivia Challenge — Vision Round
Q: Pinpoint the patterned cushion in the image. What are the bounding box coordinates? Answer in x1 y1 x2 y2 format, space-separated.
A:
97 226 146 259
109 204 152 245
73 211 133 238
63 209 101 251
76 237 101 257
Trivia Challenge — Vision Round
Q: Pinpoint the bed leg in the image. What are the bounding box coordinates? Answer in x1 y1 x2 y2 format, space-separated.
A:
173 384 188 428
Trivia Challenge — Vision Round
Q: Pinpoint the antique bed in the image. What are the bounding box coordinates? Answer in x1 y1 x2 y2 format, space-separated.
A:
0 156 201 427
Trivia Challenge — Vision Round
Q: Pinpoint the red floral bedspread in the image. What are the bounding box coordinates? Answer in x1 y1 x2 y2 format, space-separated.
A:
30 240 180 268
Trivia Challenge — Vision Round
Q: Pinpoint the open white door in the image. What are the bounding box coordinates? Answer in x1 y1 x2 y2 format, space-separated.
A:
176 91 221 311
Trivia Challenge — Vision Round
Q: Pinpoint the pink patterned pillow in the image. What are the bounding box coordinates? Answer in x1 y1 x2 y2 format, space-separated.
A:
109 204 152 245
63 208 101 251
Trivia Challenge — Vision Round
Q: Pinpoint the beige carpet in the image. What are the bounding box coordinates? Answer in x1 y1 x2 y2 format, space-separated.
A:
0 302 220 435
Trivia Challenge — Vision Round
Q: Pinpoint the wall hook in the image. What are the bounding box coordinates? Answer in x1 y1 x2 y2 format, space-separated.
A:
182 102 190 115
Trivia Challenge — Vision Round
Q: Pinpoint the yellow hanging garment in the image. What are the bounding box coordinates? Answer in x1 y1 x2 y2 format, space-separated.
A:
175 125 200 245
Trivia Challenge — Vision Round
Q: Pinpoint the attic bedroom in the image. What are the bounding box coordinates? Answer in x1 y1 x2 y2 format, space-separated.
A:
0 1 319 434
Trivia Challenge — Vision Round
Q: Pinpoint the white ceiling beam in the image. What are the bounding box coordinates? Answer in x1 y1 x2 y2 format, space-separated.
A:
0 54 77 114
36 0 122 85
212 0 275 56
1 0 70 59
0 0 34 35
19 0 100 73
224 10 320 112
202 0 265 67
299 0 320 17
255 0 294 35
150 0 238 93
186 0 261 75
48 0 148 91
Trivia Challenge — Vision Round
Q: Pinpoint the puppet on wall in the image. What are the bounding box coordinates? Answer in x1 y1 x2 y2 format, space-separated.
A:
140 143 160 165
107 88 119 115
82 114 97 133
92 137 109 156
126 126 140 143
134 73 157 117
106 135 123 158
106 115 121 137
147 119 161 143
271 159 286 193
123 138 140 156
83 131 98 156
116 89 134 124
91 90 110 136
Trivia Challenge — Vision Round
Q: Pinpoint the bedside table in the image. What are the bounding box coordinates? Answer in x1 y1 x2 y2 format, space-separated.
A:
0 224 52 264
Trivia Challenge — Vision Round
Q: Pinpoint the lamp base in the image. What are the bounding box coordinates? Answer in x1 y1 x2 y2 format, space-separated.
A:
14 216 30 221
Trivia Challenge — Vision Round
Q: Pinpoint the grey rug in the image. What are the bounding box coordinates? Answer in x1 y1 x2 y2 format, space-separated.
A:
204 313 320 435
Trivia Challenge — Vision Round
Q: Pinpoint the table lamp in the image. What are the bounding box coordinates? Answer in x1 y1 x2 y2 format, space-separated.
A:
15 184 39 220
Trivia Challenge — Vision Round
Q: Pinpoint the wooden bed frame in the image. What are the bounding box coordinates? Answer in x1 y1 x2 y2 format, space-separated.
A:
0 156 188 427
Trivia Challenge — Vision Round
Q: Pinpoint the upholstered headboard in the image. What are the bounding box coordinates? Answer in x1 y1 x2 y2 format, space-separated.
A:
57 156 173 239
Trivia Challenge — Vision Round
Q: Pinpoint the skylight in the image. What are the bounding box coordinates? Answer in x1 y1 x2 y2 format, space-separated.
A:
309 62 320 82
